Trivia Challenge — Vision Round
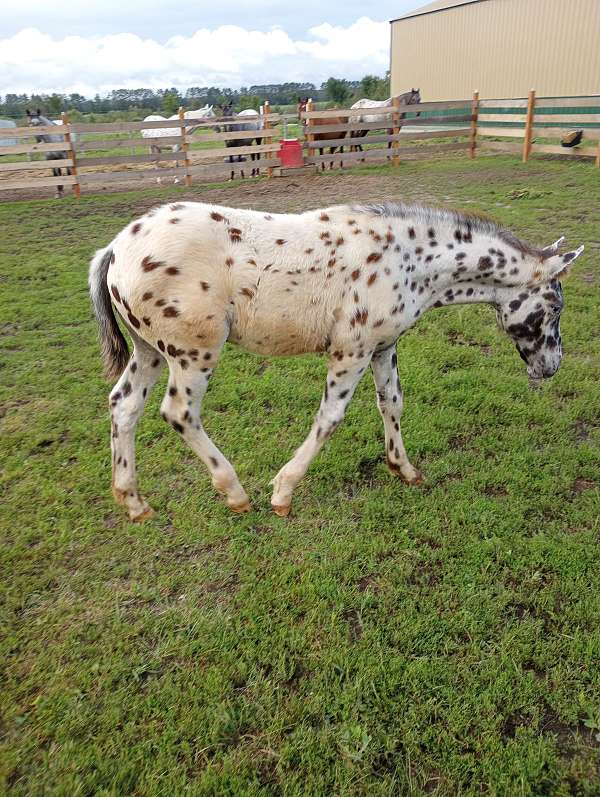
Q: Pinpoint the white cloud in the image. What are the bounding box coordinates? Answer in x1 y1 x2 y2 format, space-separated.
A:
0 18 390 97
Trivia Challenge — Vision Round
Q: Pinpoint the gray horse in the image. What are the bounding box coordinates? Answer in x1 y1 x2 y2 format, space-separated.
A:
26 109 72 198
349 89 422 153
216 104 263 179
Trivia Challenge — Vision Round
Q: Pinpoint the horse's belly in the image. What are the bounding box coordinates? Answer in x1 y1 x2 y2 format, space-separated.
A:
230 289 332 356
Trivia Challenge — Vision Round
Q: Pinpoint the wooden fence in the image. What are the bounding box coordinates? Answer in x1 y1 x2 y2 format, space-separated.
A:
0 93 599 198
476 92 600 164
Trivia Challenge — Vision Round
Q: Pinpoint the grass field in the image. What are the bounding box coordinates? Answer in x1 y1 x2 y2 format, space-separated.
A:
1 155 599 796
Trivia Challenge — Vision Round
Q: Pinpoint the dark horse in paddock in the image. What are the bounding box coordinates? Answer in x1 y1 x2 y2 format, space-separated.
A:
26 109 73 198
297 97 347 170
216 103 263 180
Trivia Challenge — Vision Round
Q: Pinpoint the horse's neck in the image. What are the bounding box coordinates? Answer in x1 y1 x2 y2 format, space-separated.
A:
379 216 531 313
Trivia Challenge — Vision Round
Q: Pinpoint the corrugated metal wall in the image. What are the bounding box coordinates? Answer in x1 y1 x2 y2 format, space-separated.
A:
390 0 600 101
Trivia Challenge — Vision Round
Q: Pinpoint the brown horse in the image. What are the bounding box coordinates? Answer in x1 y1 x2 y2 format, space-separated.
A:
297 97 346 170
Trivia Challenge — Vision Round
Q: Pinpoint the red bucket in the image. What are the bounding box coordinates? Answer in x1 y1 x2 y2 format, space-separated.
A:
277 138 304 168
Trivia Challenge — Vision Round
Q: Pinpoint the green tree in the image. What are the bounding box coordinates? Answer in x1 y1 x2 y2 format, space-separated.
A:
47 94 64 116
324 77 353 106
238 94 261 111
162 90 181 116
359 74 389 101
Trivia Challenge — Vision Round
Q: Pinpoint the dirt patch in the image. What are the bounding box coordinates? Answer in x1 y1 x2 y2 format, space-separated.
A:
356 575 380 593
2 156 462 205
571 478 596 494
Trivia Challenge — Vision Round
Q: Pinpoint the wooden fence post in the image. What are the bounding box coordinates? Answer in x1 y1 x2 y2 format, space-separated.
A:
391 96 401 166
469 90 479 159
61 112 80 197
522 89 536 163
263 100 273 178
178 107 192 187
306 99 315 161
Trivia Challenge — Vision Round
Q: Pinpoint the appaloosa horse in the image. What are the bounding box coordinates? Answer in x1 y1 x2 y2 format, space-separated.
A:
90 201 583 520
26 109 72 198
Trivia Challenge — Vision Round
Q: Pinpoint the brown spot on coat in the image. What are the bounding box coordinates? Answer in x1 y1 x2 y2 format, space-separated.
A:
131 222 142 235
166 266 180 275
141 291 153 301
200 281 210 291
141 255 164 272
210 211 225 222
110 285 121 303
275 239 286 245
225 257 234 267
320 212 330 221
367 252 382 263
240 287 254 298
367 272 378 286
351 269 361 281
127 312 141 329
163 306 180 318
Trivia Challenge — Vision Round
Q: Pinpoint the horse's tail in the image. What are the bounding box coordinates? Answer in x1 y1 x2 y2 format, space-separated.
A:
89 246 129 381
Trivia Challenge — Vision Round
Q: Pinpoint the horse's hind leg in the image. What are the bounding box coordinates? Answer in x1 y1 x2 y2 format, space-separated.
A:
160 354 250 513
110 336 165 521
371 345 422 484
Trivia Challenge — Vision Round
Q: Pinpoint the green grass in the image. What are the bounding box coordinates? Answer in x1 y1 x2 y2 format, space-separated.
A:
1 155 599 796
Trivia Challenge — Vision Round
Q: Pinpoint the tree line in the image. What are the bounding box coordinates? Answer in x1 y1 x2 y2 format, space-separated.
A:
0 74 390 120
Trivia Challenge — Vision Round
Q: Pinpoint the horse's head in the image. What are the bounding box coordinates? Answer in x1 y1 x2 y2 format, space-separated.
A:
495 238 584 380
408 88 421 117
26 108 45 127
297 97 310 126
213 103 234 133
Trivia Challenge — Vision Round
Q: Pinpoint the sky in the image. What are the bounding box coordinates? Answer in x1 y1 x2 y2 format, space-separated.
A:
1 0 426 97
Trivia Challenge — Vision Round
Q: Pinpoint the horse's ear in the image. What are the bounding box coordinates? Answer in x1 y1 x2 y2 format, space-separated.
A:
540 243 584 281
541 237 565 260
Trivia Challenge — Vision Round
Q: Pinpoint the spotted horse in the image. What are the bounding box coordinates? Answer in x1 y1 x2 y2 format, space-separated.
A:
89 201 584 520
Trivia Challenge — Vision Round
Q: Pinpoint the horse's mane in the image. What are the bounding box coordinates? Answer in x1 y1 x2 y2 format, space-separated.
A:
352 202 541 256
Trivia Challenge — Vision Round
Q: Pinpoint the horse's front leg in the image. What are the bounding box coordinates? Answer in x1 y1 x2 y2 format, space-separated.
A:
52 166 63 198
371 345 422 484
270 351 372 516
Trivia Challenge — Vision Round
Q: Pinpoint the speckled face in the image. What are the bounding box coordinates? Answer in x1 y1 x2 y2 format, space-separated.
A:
497 281 564 379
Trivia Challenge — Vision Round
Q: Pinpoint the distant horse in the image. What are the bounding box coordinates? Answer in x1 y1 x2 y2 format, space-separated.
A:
297 97 346 170
26 109 72 198
141 105 215 155
349 89 422 154
216 104 263 180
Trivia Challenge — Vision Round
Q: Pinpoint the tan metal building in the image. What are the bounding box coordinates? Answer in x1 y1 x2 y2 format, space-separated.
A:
390 0 600 101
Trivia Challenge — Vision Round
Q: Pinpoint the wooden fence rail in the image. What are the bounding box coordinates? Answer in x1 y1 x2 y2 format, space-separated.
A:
1 93 599 197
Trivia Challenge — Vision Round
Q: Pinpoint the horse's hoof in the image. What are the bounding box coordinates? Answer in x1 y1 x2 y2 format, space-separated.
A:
272 503 291 517
387 461 424 485
229 500 251 513
130 505 155 522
